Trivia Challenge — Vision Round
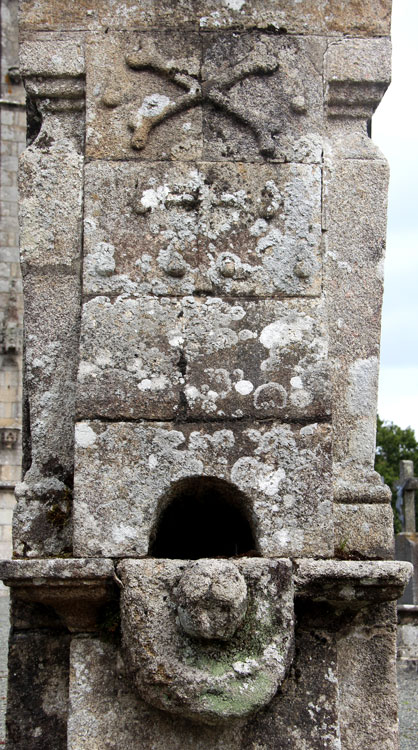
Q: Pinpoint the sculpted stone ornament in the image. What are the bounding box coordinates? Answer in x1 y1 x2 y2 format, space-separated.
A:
176 560 248 640
110 36 304 157
118 558 295 724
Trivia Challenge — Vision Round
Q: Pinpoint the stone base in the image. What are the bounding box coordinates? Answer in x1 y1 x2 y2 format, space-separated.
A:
0 559 412 750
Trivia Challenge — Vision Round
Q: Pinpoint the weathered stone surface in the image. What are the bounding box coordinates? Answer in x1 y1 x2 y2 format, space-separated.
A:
333 503 395 560
6 631 70 750
66 628 342 750
0 557 114 582
9 0 400 747
324 157 390 495
2 555 116 632
77 296 330 420
19 0 392 36
19 37 85 78
85 31 202 161
241 629 341 750
73 420 333 558
325 38 391 120
200 34 324 163
83 161 322 297
295 559 413 605
337 603 399 750
12 476 72 558
76 296 183 420
19 138 83 268
22 272 81 485
68 637 245 750
118 558 294 723
182 297 329 420
83 161 201 297
85 31 323 162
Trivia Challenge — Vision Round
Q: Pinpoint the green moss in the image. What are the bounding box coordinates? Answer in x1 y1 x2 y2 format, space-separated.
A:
200 672 274 718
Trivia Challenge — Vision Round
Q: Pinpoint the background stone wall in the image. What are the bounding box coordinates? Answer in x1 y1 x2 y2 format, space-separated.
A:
0 0 24 573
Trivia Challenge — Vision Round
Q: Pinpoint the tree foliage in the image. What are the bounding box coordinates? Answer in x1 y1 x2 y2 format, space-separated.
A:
374 415 418 532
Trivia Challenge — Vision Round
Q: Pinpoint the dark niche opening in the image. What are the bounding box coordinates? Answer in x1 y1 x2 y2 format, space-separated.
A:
150 476 257 560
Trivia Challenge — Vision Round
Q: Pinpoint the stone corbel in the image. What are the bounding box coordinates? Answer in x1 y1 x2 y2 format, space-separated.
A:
0 559 117 632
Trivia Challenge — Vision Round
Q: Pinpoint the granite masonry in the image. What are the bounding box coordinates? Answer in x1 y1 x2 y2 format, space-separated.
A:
0 2 413 749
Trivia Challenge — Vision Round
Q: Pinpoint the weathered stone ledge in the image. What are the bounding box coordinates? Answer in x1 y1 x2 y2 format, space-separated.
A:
295 559 413 604
0 557 411 603
0 557 115 583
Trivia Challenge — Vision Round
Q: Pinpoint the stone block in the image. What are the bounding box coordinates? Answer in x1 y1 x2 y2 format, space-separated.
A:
83 161 201 297
19 135 83 269
77 295 330 421
333 503 394 560
76 296 183 420
337 603 399 750
201 34 324 163
13 477 72 558
325 38 391 120
85 31 324 163
324 157 389 482
83 161 322 298
19 0 392 36
326 37 391 87
73 420 332 558
0 557 114 582
182 296 330 420
6 631 70 750
67 628 342 750
19 38 85 77
241 629 340 749
118 558 294 724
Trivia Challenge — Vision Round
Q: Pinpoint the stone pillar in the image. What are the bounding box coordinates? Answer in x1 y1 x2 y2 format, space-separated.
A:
396 460 418 662
0 2 413 749
0 0 24 572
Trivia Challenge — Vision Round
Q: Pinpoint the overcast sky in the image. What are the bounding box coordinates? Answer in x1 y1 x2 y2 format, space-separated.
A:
372 0 418 436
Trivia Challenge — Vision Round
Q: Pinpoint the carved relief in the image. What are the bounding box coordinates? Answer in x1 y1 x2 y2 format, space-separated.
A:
119 558 295 724
86 32 322 161
120 36 280 156
82 161 322 298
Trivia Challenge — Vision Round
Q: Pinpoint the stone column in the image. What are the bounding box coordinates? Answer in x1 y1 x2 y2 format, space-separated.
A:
0 2 413 750
0 0 24 571
396 460 418 661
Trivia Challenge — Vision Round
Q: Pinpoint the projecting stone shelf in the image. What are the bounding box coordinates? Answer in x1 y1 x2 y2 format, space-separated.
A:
0 557 412 611
294 559 413 605
0 558 118 632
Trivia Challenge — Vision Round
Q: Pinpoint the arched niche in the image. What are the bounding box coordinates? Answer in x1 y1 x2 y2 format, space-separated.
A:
150 475 258 560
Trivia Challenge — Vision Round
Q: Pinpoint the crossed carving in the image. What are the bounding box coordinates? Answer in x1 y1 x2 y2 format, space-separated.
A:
124 38 280 156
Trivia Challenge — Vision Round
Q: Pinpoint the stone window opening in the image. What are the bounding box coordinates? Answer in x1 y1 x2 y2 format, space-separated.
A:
150 476 258 560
